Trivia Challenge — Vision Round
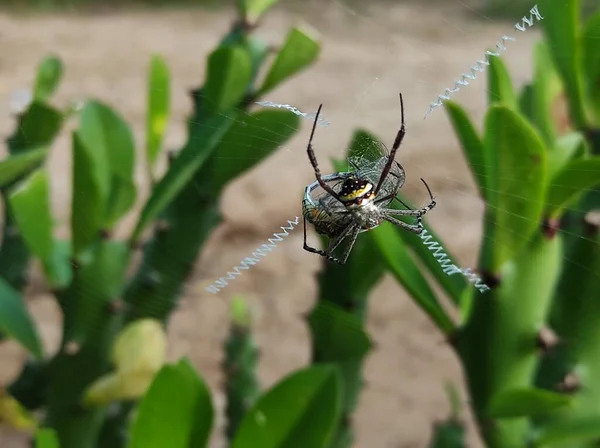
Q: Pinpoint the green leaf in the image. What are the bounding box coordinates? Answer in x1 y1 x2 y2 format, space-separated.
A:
487 56 517 109
485 106 547 269
146 55 171 170
547 132 587 179
582 12 600 122
538 0 587 127
8 170 56 281
204 46 252 114
78 100 137 226
533 417 600 446
546 157 600 219
531 41 562 144
519 83 534 121
7 102 63 154
71 132 107 257
238 0 278 24
0 148 47 188
0 277 43 358
210 109 300 192
129 360 214 448
258 26 321 95
232 365 341 448
308 302 372 363
370 222 454 335
131 111 236 242
487 387 571 419
35 428 60 448
444 102 488 200
33 55 63 102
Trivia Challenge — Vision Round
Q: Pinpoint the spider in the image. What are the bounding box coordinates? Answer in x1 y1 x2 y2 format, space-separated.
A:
302 93 437 265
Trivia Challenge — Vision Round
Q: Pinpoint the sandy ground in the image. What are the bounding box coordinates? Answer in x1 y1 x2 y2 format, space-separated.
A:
0 1 540 446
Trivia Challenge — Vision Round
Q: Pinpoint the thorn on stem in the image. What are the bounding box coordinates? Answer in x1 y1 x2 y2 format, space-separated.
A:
536 327 560 354
542 217 560 239
556 372 580 394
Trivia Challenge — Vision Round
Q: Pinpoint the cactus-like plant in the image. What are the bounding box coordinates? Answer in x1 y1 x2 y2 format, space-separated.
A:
322 1 600 446
0 0 323 446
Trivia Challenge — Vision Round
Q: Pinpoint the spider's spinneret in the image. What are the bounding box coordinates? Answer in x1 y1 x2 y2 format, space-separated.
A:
338 177 375 208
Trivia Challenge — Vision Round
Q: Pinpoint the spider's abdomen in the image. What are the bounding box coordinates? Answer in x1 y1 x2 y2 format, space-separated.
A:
338 177 375 208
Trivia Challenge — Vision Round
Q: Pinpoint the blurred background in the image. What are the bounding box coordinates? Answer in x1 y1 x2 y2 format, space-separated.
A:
0 0 586 446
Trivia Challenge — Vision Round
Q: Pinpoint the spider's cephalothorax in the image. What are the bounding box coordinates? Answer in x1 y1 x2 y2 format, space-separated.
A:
301 93 437 265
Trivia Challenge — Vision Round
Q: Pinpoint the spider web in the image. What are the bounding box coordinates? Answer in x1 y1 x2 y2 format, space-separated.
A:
1 2 597 448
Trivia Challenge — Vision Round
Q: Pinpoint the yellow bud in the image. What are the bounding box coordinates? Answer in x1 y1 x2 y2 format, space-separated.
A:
82 319 166 407
113 319 166 375
83 371 155 407
0 388 37 431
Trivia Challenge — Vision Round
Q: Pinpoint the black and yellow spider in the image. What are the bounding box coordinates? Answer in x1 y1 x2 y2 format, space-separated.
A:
302 93 436 264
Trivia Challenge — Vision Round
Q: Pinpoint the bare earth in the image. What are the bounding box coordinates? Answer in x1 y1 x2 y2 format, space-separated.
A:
0 2 539 446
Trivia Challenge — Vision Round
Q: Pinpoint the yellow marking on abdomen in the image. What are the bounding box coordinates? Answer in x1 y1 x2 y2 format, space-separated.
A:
339 183 373 201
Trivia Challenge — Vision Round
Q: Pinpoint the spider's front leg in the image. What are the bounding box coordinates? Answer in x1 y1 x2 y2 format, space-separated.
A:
383 214 425 235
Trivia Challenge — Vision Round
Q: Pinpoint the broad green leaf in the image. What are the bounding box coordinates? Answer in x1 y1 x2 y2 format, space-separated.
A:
7 102 63 154
35 428 60 448
533 417 600 446
538 0 587 127
546 157 600 219
175 358 214 447
485 106 547 269
308 302 371 364
71 132 106 257
238 0 278 23
128 360 214 448
445 102 488 200
232 365 341 448
8 169 54 271
131 111 236 242
370 222 454 335
78 100 136 226
146 55 171 170
258 26 321 95
33 55 63 102
0 277 43 358
204 46 252 114
487 388 571 419
0 148 47 188
210 110 299 192
547 132 587 179
582 12 600 122
531 41 562 144
488 56 517 109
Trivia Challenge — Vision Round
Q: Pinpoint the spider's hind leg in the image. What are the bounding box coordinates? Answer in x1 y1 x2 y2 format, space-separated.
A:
302 216 344 264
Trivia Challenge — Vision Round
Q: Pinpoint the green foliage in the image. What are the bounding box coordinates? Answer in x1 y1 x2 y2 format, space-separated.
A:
487 388 572 419
0 1 321 447
146 55 170 173
232 365 342 448
36 428 60 448
34 55 63 102
0 277 43 358
128 359 214 448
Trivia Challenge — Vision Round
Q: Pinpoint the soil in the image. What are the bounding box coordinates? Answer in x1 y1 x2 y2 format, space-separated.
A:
0 2 540 446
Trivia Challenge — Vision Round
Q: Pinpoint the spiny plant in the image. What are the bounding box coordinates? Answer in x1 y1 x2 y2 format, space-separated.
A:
314 0 600 446
0 0 337 446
